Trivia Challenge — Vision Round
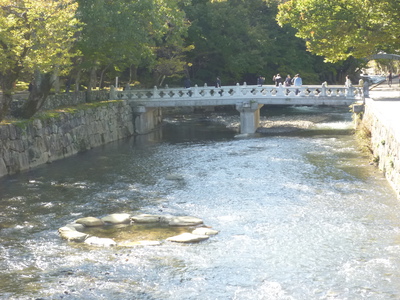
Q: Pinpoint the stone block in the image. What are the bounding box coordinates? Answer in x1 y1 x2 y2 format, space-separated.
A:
0 158 8 177
75 217 104 227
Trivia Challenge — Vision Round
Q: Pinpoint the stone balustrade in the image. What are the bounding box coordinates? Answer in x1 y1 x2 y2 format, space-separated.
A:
111 82 365 103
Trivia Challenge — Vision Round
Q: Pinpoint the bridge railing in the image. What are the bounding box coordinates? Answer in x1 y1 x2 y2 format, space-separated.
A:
110 82 364 101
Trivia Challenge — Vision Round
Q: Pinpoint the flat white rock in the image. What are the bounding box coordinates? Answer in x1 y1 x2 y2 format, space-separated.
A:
58 228 88 242
131 214 161 223
166 233 209 243
101 213 131 224
75 217 104 227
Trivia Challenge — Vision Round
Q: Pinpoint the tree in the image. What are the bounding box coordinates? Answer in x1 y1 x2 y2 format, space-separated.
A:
0 0 80 121
151 0 192 86
277 0 400 63
75 0 153 90
182 0 327 85
75 0 190 89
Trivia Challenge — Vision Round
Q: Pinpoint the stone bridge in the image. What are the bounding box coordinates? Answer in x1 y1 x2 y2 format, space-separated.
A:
110 82 366 134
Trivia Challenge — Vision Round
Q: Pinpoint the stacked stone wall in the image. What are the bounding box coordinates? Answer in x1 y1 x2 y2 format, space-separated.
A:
361 105 400 197
0 100 134 177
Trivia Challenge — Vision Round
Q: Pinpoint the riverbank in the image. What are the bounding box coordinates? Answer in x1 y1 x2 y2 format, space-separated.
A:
360 84 400 197
0 100 136 177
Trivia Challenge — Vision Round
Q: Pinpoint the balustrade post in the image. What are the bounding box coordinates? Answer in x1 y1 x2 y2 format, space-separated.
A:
193 84 200 97
153 86 158 99
110 85 116 100
346 85 355 98
321 82 327 97
235 83 241 96
276 83 285 97
363 81 369 98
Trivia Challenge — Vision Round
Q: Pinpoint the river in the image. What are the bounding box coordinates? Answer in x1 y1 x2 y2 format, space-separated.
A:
1 106 400 300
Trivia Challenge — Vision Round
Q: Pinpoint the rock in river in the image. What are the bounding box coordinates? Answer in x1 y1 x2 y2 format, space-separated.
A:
166 233 209 243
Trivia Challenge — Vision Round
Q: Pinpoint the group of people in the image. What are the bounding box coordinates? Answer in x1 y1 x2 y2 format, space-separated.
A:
185 74 304 89
272 74 302 87
185 71 398 91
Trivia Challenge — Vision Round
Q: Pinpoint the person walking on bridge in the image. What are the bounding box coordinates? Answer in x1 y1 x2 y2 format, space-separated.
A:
273 74 282 86
284 75 292 87
257 75 265 86
293 74 302 95
345 75 352 87
216 77 221 88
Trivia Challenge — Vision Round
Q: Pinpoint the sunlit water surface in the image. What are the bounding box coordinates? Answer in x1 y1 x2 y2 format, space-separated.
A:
1 106 400 300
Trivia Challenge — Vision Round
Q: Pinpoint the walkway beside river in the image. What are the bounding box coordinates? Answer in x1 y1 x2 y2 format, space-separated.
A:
367 80 400 141
364 78 400 197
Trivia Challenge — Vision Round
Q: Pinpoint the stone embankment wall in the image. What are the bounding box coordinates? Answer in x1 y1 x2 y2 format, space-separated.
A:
0 100 135 177
361 104 400 197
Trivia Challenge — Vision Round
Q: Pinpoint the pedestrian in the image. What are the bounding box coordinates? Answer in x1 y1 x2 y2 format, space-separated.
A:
344 75 352 87
293 74 302 95
284 75 292 87
184 77 191 89
388 71 392 87
273 74 282 86
216 77 221 88
257 75 264 87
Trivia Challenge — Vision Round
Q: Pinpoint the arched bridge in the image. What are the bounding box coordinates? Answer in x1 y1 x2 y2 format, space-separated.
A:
110 82 366 134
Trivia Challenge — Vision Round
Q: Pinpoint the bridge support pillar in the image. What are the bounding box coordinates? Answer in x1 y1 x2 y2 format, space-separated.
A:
236 102 264 134
132 106 162 134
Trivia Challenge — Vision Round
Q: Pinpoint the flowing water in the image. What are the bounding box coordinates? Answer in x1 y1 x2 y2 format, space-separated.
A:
1 106 400 300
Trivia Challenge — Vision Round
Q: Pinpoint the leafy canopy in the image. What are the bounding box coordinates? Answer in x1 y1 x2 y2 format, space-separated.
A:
0 0 80 74
276 0 400 62
183 0 325 85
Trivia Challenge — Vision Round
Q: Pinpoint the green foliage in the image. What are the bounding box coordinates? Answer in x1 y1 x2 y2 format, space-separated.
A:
0 0 80 74
76 0 154 69
2 0 398 122
0 0 80 121
277 0 400 62
182 0 332 85
75 0 191 87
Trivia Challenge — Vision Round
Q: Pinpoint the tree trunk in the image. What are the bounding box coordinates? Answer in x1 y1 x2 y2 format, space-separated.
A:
20 71 53 119
99 64 111 89
130 64 138 83
159 75 166 87
0 70 18 122
86 67 97 102
89 67 97 91
52 67 60 94
74 69 80 93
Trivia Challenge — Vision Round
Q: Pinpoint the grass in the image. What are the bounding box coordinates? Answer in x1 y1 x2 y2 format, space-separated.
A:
0 100 123 128
353 112 374 160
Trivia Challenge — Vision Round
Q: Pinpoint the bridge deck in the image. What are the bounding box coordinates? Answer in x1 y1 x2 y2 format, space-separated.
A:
111 84 364 107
